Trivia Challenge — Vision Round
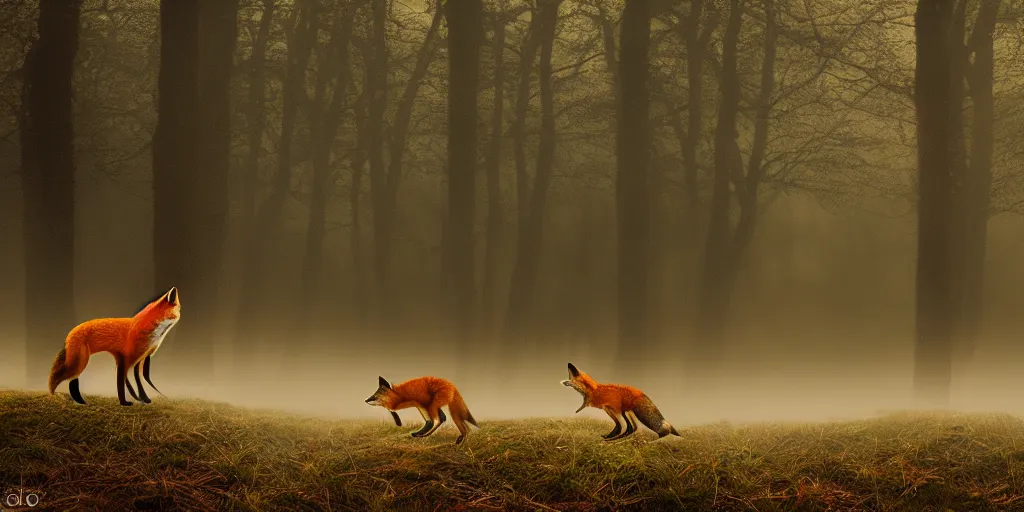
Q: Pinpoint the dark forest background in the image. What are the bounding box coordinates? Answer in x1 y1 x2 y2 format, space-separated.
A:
1 0 1023 422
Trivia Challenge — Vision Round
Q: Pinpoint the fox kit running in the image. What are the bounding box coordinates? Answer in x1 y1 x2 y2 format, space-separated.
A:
48 287 181 406
365 376 478 445
561 362 681 441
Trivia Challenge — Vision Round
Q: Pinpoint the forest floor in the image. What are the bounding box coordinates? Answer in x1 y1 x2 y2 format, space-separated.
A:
1 391 1023 511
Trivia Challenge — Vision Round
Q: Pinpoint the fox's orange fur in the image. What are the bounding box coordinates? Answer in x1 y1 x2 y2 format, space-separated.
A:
562 362 681 440
365 376 478 445
48 287 181 406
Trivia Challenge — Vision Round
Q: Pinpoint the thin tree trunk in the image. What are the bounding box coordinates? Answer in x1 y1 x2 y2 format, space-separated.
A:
615 0 652 376
444 0 483 359
511 11 540 245
503 0 560 340
20 0 81 389
292 4 356 360
956 0 1000 366
691 0 742 381
913 0 956 408
233 0 318 376
243 0 274 228
350 91 368 329
153 0 202 380
366 0 393 329
191 0 240 382
482 8 507 338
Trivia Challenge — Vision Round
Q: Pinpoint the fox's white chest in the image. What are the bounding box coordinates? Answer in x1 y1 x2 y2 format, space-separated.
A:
147 318 178 354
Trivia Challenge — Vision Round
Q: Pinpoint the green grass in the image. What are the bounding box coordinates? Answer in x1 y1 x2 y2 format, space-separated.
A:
1 391 1023 511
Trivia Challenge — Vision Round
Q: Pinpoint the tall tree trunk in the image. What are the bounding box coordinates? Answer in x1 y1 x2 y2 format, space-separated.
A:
691 0 742 384
20 0 81 389
503 0 560 340
233 0 318 376
615 0 652 377
510 10 540 250
913 0 956 407
189 0 239 382
682 0 707 239
366 0 391 328
153 0 202 381
444 0 483 361
956 0 1000 367
292 5 356 362
481 8 507 339
243 0 275 226
350 92 369 329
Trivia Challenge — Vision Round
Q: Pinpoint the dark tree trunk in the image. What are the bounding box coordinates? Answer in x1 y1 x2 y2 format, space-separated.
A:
366 0 391 327
153 0 203 379
503 0 560 340
913 0 956 407
481 9 507 339
510 10 540 250
292 4 356 362
955 0 1000 367
20 0 82 388
187 0 239 382
242 0 275 227
350 92 368 327
444 0 483 356
233 0 317 375
691 0 776 387
615 0 652 376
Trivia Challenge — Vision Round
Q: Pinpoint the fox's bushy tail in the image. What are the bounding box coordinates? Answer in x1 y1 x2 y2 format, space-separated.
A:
450 389 477 427
48 347 69 394
633 395 681 438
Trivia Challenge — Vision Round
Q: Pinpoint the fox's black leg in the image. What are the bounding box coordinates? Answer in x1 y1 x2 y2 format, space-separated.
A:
125 374 140 401
390 411 402 426
606 412 636 441
422 408 446 437
411 419 434 437
68 378 86 405
116 357 133 406
142 355 163 396
133 363 151 404
602 408 622 439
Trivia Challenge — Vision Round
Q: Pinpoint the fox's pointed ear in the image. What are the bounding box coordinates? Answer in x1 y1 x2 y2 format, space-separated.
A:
568 363 580 378
166 287 178 304
378 376 391 389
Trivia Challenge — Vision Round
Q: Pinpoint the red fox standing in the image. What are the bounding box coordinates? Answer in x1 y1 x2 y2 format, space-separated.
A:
365 376 478 445
561 362 681 440
48 287 181 406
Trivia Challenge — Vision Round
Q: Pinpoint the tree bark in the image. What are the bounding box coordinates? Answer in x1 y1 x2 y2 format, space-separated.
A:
615 0 652 375
233 0 318 375
691 0 742 380
913 0 956 408
20 0 82 389
444 0 483 355
152 0 203 379
292 4 356 360
510 10 541 248
503 0 560 340
955 0 1000 367
242 0 275 228
481 7 507 339
188 0 239 381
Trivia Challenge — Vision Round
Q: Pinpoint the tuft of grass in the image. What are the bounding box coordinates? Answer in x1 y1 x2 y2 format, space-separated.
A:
1 390 1023 511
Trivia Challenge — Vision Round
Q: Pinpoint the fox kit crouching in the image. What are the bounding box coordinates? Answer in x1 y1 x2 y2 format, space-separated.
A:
48 287 180 406
365 376 478 445
561 362 681 441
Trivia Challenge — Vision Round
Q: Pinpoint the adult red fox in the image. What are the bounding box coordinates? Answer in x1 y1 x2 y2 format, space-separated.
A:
48 287 181 406
365 376 478 445
561 362 681 440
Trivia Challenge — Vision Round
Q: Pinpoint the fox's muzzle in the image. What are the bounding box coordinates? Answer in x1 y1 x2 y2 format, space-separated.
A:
561 380 572 387
365 397 376 404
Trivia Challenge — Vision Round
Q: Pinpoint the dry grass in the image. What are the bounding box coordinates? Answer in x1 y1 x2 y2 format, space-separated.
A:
1 390 1023 511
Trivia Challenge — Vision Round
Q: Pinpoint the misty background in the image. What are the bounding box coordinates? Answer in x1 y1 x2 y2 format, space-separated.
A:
1 0 1023 426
